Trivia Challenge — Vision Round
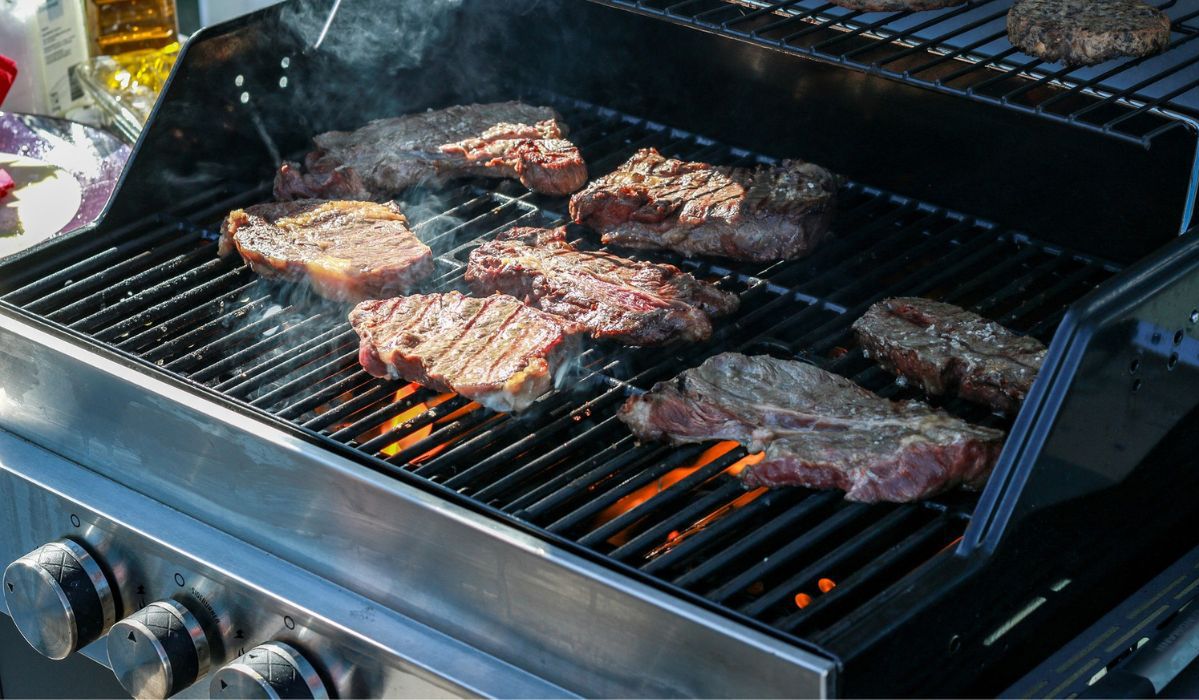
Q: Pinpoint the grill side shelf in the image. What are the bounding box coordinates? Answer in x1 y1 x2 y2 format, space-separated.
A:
966 225 1199 553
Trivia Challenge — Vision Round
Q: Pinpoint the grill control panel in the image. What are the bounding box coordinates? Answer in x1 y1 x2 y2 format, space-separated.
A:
0 433 540 698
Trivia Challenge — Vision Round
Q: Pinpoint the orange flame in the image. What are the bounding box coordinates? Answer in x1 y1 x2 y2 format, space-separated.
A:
372 389 455 457
817 578 837 593
598 442 762 526
596 442 767 549
409 399 481 464
794 593 813 609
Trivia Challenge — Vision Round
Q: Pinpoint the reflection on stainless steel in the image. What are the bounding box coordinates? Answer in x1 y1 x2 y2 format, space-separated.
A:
2 539 116 660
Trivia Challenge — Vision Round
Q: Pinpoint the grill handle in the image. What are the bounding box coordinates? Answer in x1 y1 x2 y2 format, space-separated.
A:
1081 598 1199 699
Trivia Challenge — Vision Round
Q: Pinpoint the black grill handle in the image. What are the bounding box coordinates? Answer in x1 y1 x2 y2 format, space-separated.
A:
1081 599 1199 699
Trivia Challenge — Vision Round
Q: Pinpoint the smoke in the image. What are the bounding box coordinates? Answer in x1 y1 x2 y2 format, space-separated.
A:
280 0 465 69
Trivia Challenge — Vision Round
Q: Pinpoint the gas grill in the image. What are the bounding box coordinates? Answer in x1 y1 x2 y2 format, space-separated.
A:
2 0 1199 697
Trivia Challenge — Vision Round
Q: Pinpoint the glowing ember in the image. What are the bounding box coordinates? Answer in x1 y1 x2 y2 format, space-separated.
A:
937 535 965 556
645 485 766 559
794 593 812 609
311 389 356 416
817 578 837 593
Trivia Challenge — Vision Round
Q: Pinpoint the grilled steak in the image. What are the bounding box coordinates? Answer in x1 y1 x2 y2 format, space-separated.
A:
853 297 1047 416
219 199 433 302
618 353 1004 502
464 226 740 345
274 102 588 200
829 0 965 10
1007 0 1171 66
568 148 839 262
349 291 585 414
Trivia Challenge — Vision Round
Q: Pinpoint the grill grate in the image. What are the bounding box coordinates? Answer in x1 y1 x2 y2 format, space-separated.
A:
597 0 1199 148
0 97 1120 644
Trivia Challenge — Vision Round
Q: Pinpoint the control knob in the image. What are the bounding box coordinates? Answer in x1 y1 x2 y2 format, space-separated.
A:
107 599 211 699
210 642 330 699
2 539 116 659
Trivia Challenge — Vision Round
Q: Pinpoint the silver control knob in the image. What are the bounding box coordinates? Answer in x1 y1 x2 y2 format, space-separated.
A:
210 642 330 699
107 599 211 699
2 539 116 660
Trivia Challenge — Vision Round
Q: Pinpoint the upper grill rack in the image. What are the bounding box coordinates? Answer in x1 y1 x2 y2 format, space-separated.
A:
0 98 1120 648
599 0 1199 147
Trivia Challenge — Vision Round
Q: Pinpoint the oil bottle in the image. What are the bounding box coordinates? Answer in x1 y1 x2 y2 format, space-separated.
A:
85 0 178 56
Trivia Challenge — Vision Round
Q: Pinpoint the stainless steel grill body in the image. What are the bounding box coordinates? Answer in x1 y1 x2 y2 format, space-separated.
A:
3 1 1199 696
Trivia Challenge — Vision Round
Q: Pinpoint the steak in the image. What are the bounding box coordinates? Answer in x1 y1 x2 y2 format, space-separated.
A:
274 102 588 200
568 148 840 262
1007 0 1171 67
617 353 1004 502
852 297 1047 416
464 226 740 345
218 199 433 302
348 291 585 414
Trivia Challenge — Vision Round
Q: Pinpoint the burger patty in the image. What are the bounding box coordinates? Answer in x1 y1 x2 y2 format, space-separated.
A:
1007 0 1172 66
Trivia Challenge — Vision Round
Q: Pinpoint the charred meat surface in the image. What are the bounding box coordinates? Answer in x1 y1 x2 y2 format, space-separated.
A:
1007 0 1171 66
349 291 585 414
569 147 840 262
853 297 1047 415
218 199 433 302
464 226 739 345
274 102 588 200
618 353 1004 502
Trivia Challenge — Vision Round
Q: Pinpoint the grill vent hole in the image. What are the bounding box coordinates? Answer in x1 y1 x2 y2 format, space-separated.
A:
1169 353 1179 370
1132 379 1143 393
1175 330 1185 346
1130 358 1141 374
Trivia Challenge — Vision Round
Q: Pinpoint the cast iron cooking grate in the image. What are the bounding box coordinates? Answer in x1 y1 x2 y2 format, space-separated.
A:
597 0 1199 148
0 98 1121 643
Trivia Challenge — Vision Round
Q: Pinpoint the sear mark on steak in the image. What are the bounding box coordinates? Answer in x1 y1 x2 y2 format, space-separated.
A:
219 199 433 303
852 297 1047 416
569 147 840 262
274 102 588 200
349 291 586 414
618 353 1005 502
464 226 740 346
1007 0 1171 67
